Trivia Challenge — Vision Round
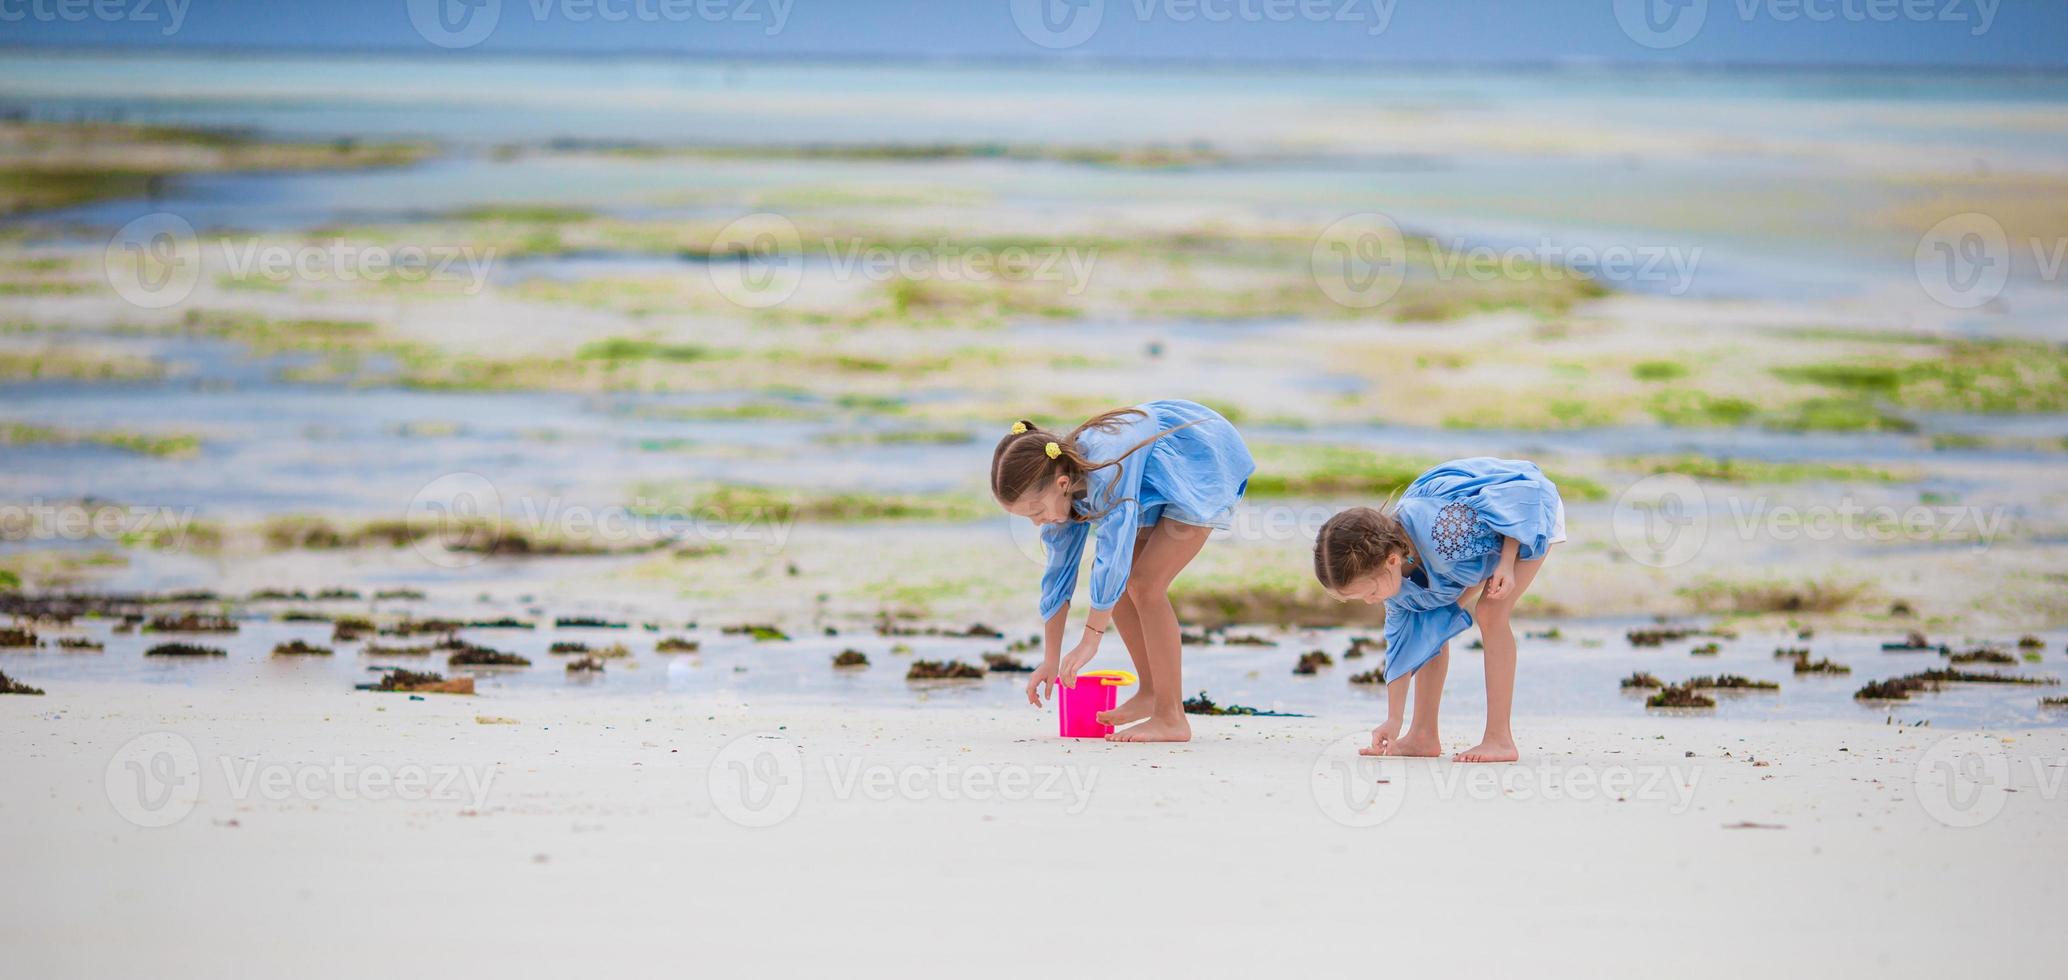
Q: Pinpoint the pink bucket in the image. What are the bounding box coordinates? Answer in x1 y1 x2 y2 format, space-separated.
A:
1058 670 1137 738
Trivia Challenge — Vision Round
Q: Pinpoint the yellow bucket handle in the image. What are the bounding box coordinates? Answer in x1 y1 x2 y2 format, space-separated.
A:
1081 669 1137 687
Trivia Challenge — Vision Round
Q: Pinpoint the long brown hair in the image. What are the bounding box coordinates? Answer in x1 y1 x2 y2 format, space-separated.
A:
1313 505 1413 594
990 408 1202 523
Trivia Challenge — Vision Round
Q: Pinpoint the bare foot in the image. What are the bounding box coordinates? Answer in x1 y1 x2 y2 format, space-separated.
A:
1453 737 1519 763
1105 716 1191 742
1096 691 1154 727
1380 731 1443 757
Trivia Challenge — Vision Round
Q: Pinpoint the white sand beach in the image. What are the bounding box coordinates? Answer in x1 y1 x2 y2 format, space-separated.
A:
4 683 2063 978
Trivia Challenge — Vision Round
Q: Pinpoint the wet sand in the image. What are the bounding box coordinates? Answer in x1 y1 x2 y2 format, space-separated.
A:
3 682 2063 977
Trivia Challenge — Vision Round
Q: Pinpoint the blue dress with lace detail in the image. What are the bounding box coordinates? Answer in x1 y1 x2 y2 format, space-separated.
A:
1381 458 1564 680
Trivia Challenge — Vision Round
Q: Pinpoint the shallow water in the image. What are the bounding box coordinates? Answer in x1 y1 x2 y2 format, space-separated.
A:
4 617 2063 730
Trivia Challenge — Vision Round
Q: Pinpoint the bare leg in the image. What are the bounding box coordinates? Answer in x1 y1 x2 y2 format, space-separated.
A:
1106 522 1211 743
1386 647 1447 757
1454 552 1549 763
1097 589 1155 726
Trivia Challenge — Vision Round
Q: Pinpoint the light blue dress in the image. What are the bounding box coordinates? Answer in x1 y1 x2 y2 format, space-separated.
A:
1382 458 1565 680
1037 400 1255 621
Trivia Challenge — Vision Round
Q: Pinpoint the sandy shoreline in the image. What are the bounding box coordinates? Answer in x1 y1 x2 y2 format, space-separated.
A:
4 682 2063 977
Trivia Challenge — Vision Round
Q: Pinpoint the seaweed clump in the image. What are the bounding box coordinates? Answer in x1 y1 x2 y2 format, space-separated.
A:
1646 684 1716 709
906 659 984 680
655 636 700 653
1293 650 1333 675
0 627 41 648
331 617 375 642
1345 636 1382 660
446 645 531 667
1627 627 1696 648
1181 691 1305 716
1620 671 1664 689
145 642 227 657
1348 668 1385 685
145 614 238 633
56 636 103 651
548 641 590 654
0 668 44 695
724 624 790 642
362 669 473 694
362 642 433 656
1881 631 1945 653
981 652 1030 672
1685 674 1779 691
833 650 870 668
1856 668 2057 701
271 639 333 656
1690 642 1721 656
1790 655 1851 675
555 617 626 629
1947 647 2015 665
565 656 605 673
2015 635 2043 650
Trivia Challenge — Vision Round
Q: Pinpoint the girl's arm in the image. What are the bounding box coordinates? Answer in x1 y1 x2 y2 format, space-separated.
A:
1026 601 1070 707
1485 535 1521 599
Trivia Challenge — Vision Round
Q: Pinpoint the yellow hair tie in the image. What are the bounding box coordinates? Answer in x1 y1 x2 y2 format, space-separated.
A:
1044 441 1061 460
1010 421 1027 435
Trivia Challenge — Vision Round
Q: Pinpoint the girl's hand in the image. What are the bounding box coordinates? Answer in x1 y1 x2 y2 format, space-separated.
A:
1025 660 1058 707
1361 719 1403 757
1057 634 1100 687
1485 559 1517 600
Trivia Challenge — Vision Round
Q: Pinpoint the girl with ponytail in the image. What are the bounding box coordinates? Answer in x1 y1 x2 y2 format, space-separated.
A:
990 400 1254 742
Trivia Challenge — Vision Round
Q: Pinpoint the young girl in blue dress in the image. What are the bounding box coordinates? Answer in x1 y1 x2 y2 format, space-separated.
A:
991 400 1254 743
1313 458 1565 763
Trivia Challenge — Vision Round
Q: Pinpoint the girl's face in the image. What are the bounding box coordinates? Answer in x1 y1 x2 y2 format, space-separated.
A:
1333 554 1404 604
1000 474 1075 526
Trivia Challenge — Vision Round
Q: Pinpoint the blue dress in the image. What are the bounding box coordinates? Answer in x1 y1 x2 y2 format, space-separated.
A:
1037 400 1255 621
1382 458 1565 680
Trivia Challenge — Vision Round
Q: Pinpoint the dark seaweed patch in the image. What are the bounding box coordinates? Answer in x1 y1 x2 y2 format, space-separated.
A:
555 617 626 629
655 636 700 653
906 659 984 680
565 656 605 673
981 652 1030 672
1947 647 2015 665
548 641 590 654
1293 650 1333 675
1621 671 1664 689
0 627 41 648
145 642 227 657
271 639 333 656
724 624 790 642
1646 684 1715 709
145 614 238 633
446 645 531 667
1684 674 1778 691
55 636 102 651
0 668 44 695
834 650 870 668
